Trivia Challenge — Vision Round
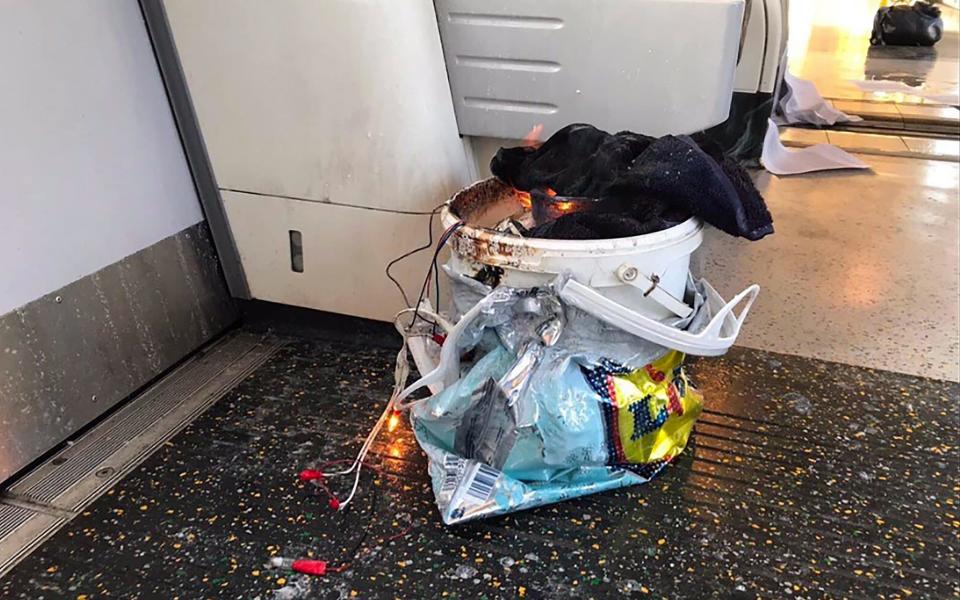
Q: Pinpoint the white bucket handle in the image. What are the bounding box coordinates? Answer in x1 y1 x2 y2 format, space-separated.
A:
396 289 503 402
559 279 760 356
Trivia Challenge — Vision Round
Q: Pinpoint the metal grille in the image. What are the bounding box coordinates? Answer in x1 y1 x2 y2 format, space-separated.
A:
7 333 284 509
0 505 34 543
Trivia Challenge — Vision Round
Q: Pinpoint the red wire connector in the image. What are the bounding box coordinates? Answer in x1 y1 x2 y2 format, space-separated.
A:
269 557 328 576
297 467 341 510
292 559 327 576
299 469 325 483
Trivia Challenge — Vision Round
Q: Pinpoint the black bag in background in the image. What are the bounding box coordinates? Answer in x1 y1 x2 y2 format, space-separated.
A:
871 1 944 46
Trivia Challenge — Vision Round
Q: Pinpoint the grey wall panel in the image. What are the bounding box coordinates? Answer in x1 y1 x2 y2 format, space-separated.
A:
140 0 251 299
0 224 237 484
435 0 745 139
161 0 469 214
0 1 206 316
161 0 471 320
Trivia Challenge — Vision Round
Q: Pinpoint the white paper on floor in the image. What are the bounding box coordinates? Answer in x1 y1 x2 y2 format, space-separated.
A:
761 119 870 176
776 72 863 126
851 80 960 106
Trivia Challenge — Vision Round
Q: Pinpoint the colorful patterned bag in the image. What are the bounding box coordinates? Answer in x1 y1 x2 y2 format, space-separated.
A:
410 278 705 524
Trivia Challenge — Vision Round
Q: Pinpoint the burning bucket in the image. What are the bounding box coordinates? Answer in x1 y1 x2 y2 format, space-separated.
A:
315 126 771 528
442 177 704 323
433 177 759 360
398 174 760 525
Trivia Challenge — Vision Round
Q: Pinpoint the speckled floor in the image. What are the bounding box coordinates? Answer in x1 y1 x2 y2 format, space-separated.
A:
2 328 957 599
698 154 960 382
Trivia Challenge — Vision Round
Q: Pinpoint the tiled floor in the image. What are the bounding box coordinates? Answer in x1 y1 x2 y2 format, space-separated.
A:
831 99 904 125
697 154 960 382
901 135 960 158
829 98 960 133
779 127 830 146
897 102 960 124
824 129 910 153
788 0 960 105
778 124 959 160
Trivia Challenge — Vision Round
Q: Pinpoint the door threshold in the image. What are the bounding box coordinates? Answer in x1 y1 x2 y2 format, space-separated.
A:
0 331 285 578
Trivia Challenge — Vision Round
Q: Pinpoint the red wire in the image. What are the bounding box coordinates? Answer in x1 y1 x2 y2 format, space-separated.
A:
297 461 414 574
328 517 415 573
302 460 386 509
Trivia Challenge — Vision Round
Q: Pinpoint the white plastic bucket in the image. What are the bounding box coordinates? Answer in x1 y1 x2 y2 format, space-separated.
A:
441 206 704 322
397 184 759 401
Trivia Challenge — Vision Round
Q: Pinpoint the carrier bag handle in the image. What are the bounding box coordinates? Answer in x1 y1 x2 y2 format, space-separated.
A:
396 288 508 401
559 278 759 356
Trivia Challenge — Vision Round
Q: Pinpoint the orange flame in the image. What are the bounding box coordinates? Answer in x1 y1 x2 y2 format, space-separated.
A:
515 189 532 209
554 200 576 213
545 187 557 197
522 124 544 148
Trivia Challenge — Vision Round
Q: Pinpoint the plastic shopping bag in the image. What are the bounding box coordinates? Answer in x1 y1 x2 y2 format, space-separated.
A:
410 282 703 525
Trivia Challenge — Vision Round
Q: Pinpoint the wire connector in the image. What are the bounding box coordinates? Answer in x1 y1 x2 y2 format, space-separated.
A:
268 557 328 577
299 469 325 483
291 559 328 576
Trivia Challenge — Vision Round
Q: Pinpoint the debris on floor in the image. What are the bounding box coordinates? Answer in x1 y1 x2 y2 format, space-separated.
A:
775 71 863 127
764 72 872 175
3 336 957 599
762 119 870 175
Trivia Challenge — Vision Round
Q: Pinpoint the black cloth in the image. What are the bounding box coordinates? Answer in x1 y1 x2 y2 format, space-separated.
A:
871 2 943 47
492 124 654 198
528 210 676 240
491 124 774 241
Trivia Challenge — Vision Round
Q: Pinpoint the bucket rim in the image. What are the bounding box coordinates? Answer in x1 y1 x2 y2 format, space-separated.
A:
441 204 703 253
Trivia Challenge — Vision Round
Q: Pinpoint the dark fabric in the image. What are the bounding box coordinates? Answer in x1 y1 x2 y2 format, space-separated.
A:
698 91 775 164
491 124 654 198
527 210 676 240
491 124 774 241
871 2 943 47
529 189 633 226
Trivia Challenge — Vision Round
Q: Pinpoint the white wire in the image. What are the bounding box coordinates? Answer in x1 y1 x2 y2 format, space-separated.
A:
325 219 463 508
325 304 452 509
321 307 447 477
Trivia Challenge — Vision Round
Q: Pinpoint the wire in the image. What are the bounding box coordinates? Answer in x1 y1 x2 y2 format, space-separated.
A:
333 469 379 572
410 221 463 329
331 515 415 573
315 219 464 517
432 257 441 332
296 464 417 575
321 226 462 509
328 487 417 574
384 201 448 308
389 306 453 414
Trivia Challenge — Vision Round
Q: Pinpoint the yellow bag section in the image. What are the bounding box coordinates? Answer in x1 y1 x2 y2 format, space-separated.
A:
612 351 703 464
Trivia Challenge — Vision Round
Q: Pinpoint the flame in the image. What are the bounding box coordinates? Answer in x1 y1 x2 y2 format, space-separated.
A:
522 124 544 148
388 412 400 433
545 187 557 197
515 189 532 209
554 200 576 214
